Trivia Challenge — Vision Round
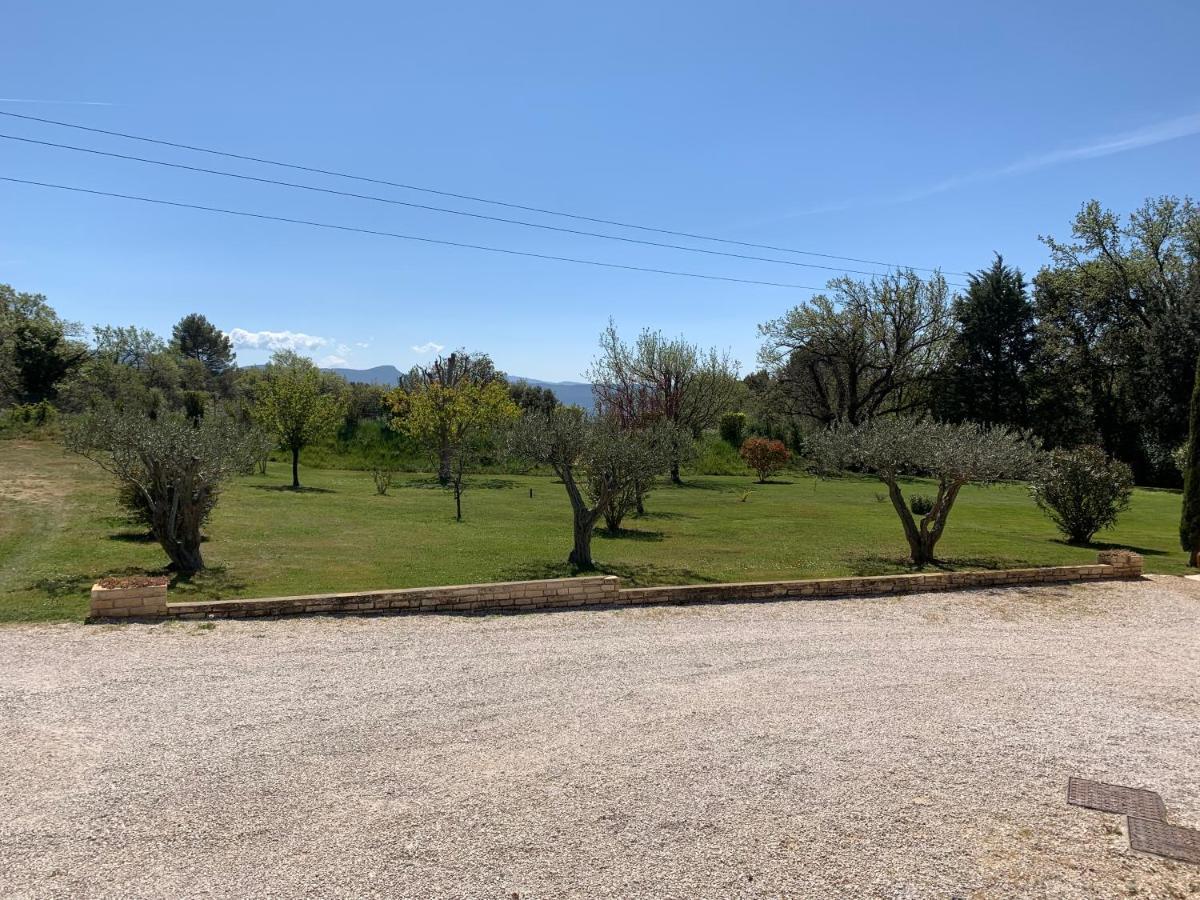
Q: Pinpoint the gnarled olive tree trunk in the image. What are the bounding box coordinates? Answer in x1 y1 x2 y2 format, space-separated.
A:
884 477 963 566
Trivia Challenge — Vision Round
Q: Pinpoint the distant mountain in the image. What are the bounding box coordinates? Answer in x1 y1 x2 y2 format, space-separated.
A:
327 366 595 409
507 376 595 410
328 365 403 386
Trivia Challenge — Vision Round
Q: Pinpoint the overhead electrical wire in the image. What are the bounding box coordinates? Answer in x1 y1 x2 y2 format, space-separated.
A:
0 175 830 290
0 131 967 286
0 109 969 278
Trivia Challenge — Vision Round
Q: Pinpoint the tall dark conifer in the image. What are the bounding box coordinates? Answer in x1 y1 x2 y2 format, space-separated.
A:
937 255 1035 427
1180 356 1200 566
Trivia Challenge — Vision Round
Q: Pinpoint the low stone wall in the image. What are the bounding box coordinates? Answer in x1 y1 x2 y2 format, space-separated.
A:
619 551 1143 606
87 551 1143 622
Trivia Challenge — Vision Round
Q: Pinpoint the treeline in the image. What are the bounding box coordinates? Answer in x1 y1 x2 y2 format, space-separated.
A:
750 196 1199 486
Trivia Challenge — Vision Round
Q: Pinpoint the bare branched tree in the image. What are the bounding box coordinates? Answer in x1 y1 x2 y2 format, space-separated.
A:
758 271 953 426
588 321 740 483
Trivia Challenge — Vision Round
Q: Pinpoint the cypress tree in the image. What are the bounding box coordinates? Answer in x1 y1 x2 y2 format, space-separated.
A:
1181 357 1200 566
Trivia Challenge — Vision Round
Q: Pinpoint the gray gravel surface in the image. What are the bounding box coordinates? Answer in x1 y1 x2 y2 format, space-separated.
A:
2 577 1199 899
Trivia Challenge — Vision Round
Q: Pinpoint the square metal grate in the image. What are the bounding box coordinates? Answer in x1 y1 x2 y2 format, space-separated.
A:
1128 816 1200 865
1067 777 1166 820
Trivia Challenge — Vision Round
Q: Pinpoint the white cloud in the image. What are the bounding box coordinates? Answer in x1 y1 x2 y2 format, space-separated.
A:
320 355 348 367
227 328 330 351
411 341 444 354
355 341 371 349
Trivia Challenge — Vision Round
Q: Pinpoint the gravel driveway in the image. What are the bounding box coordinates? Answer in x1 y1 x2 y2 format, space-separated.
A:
2 577 1199 899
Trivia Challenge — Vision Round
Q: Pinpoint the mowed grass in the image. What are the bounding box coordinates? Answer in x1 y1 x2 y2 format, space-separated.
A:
0 438 1187 622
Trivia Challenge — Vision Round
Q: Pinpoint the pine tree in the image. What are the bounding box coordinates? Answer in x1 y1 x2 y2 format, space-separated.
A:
1180 357 1200 566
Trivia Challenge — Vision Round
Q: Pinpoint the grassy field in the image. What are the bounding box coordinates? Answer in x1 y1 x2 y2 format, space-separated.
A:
0 438 1187 622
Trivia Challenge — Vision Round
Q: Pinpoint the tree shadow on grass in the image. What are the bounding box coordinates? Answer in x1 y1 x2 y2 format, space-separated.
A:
633 510 695 521
401 477 518 491
497 560 721 587
669 480 743 494
245 484 337 494
596 527 665 542
169 566 249 601
848 553 1024 577
1062 539 1168 557
108 530 156 543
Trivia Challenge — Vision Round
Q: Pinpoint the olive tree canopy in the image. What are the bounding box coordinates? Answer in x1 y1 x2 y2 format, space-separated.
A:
64 409 256 573
809 417 1039 565
508 407 669 568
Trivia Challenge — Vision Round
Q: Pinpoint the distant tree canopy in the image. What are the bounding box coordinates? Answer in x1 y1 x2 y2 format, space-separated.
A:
757 271 952 427
0 283 87 405
508 380 560 417
1030 196 1199 482
171 313 235 377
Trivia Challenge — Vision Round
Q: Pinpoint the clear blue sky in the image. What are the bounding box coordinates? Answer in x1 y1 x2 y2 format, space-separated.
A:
2 1 1197 380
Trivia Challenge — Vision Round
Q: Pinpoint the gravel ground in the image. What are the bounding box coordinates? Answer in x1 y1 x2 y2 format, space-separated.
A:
2 577 1199 899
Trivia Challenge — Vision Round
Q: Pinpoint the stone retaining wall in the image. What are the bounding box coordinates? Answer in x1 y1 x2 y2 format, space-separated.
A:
88 551 1143 622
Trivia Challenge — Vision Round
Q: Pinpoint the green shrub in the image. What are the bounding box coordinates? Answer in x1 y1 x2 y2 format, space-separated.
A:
719 412 746 447
686 433 746 475
1 401 59 436
908 494 935 516
1030 446 1133 544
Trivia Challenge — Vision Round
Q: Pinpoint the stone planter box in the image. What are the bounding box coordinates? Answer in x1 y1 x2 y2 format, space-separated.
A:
89 576 171 620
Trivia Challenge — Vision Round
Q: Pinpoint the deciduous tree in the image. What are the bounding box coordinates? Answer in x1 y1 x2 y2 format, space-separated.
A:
589 320 740 483
391 379 519 520
757 271 952 426
253 350 345 489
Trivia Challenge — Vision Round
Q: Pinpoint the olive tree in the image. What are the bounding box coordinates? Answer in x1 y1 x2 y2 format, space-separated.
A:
588 419 677 533
508 407 660 568
64 409 255 573
809 417 1038 566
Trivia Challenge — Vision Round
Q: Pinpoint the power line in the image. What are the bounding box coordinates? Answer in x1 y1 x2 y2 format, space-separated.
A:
0 109 970 278
0 175 828 291
0 131 966 286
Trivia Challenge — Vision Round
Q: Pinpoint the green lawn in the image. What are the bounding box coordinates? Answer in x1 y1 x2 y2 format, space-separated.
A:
0 438 1187 623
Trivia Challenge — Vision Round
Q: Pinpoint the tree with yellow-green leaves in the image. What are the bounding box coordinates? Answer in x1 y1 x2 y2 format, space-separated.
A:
389 379 519 520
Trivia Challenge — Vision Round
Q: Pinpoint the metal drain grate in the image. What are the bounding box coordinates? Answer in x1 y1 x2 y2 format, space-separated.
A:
1128 816 1200 865
1067 777 1166 820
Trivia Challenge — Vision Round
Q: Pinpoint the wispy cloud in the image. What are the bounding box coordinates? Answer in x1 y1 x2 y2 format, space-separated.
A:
320 354 348 367
780 110 1200 218
0 98 115 106
411 341 444 354
227 328 330 352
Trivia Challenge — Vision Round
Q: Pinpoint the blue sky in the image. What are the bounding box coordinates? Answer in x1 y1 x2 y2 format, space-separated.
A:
2 1 1197 380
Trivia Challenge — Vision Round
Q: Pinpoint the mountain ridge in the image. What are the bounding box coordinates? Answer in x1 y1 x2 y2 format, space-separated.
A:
325 365 595 408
